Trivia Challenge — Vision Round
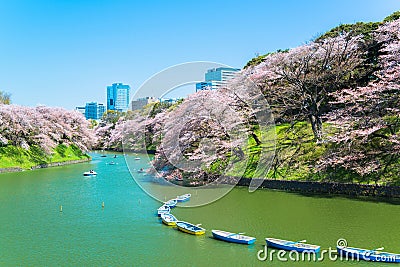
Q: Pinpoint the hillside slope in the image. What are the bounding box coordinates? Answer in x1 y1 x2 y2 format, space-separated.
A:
0 104 95 171
95 12 400 186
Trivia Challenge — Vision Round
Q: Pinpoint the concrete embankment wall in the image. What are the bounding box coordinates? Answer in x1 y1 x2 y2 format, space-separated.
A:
234 178 400 198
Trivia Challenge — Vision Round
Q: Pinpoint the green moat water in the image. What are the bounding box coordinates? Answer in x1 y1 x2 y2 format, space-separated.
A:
0 152 399 266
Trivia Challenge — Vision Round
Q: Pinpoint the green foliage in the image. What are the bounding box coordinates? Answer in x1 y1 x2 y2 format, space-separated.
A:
223 120 400 185
266 122 325 180
89 119 98 129
244 54 269 69
148 101 176 118
383 10 400 23
208 158 230 175
29 145 48 164
244 50 289 69
316 21 381 42
168 98 184 111
218 122 328 180
69 144 86 157
0 144 89 169
102 110 124 124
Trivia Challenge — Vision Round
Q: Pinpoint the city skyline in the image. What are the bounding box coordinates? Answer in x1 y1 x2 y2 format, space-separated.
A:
107 83 131 112
196 67 240 92
1 1 400 109
76 82 130 120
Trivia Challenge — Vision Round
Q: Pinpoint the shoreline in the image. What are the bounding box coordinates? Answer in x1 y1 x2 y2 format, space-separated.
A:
98 148 156 154
0 158 91 174
232 177 400 199
2 150 399 200
102 149 400 199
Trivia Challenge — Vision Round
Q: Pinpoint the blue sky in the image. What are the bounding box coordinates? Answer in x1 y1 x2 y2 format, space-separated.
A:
1 0 400 109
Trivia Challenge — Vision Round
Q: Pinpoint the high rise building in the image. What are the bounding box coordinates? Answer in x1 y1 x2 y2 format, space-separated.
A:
131 97 158 111
85 102 106 120
196 67 240 92
75 106 86 117
107 83 131 112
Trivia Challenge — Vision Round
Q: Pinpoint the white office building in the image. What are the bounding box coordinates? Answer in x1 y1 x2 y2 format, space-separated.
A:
107 83 131 112
196 67 240 92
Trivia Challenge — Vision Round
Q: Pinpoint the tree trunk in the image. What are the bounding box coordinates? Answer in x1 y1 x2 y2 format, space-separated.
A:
251 132 262 146
309 114 323 142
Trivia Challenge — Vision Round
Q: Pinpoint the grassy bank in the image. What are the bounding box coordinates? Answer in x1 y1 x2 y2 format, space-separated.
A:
206 121 399 186
0 144 90 170
205 122 323 180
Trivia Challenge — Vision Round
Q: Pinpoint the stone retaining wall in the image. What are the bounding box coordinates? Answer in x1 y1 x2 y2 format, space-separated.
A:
234 178 400 198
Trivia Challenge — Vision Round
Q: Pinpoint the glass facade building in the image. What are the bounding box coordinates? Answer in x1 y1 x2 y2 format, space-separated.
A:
85 102 106 120
107 83 131 112
196 67 240 92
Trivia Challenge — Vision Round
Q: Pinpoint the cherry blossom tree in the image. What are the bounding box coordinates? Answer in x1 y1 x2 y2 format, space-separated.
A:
94 17 400 185
0 104 95 153
320 19 400 183
156 90 245 172
245 33 366 142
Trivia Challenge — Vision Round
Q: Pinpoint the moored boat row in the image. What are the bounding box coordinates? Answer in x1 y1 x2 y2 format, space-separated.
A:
158 194 185 226
157 194 206 235
155 194 400 262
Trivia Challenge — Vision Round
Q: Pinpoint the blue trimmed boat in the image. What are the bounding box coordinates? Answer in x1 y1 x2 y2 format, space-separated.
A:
212 230 256 245
337 246 400 263
160 213 178 226
164 199 177 208
176 194 191 202
157 205 170 216
266 238 320 253
176 221 205 235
